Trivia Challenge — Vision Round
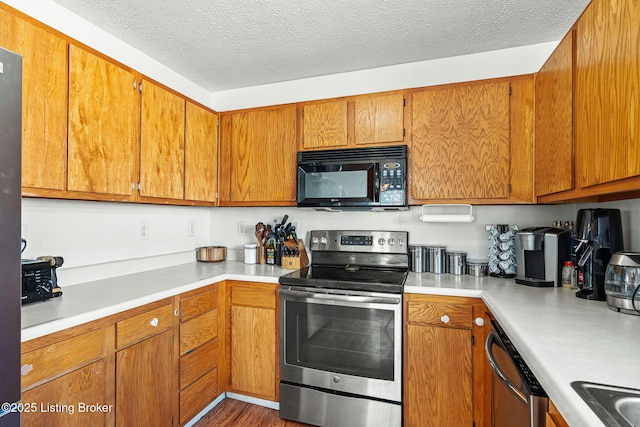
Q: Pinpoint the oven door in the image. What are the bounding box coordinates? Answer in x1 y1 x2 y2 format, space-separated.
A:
297 162 378 208
280 286 402 402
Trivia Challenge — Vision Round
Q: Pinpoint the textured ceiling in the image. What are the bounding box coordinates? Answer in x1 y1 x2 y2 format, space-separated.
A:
50 0 590 92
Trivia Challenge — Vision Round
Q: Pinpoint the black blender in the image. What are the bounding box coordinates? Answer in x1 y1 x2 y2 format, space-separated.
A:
573 208 624 300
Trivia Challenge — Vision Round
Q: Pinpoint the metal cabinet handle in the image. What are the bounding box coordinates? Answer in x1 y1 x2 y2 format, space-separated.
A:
150 317 159 327
485 331 528 405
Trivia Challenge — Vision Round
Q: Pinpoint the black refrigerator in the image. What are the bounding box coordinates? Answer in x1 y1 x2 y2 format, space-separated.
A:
0 46 22 426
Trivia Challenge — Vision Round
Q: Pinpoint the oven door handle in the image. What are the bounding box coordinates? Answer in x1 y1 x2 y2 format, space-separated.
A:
485 331 528 405
279 288 401 305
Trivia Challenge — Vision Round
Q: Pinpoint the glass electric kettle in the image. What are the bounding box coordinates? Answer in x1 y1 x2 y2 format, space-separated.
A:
605 252 640 315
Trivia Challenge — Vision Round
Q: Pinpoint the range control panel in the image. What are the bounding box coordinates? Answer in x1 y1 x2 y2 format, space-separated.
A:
310 230 408 254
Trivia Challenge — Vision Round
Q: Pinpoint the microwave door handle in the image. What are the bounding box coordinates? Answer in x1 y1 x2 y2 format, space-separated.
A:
485 331 528 405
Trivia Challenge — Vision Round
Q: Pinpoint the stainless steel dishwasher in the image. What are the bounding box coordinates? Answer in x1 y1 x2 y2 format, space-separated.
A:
485 320 548 427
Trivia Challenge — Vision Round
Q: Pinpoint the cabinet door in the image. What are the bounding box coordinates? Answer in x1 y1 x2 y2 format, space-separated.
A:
0 9 68 191
230 304 276 399
22 360 108 427
301 100 348 149
405 324 472 427
68 44 137 196
116 329 175 426
185 102 218 202
221 105 297 204
355 93 404 145
411 81 510 200
140 79 185 200
575 0 640 187
535 32 574 196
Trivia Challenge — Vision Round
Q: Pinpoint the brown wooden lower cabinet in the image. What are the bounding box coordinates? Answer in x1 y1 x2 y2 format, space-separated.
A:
224 281 278 401
546 400 569 427
22 360 108 427
116 329 175 426
404 293 490 427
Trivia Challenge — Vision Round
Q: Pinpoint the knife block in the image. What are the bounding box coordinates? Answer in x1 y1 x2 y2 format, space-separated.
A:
281 239 310 270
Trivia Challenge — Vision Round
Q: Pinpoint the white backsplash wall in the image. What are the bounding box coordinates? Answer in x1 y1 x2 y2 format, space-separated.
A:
209 205 577 261
21 198 212 285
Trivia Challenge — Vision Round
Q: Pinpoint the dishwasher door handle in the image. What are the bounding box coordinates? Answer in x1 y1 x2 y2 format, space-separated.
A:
485 331 528 405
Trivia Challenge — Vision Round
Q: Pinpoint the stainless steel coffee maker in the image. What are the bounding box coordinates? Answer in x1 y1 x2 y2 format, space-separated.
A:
573 208 624 300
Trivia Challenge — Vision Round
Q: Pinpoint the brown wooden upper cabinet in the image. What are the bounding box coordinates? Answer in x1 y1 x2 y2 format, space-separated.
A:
0 7 68 192
535 31 574 197
411 80 511 201
301 100 348 149
575 0 640 188
354 93 405 145
185 101 219 203
300 92 405 150
219 105 297 206
139 78 186 200
410 76 535 204
68 44 138 199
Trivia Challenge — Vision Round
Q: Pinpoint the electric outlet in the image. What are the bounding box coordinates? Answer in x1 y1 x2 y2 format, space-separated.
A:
237 221 248 236
138 222 149 240
188 222 196 237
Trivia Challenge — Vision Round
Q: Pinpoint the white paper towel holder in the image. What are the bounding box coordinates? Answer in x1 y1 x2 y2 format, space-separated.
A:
419 204 475 223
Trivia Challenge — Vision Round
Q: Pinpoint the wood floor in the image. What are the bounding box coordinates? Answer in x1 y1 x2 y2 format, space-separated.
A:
193 398 312 427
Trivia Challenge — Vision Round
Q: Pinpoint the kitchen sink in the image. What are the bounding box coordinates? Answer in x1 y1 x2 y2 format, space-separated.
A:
572 381 640 427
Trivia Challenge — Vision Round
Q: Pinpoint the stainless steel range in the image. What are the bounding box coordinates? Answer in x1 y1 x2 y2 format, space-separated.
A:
278 230 409 427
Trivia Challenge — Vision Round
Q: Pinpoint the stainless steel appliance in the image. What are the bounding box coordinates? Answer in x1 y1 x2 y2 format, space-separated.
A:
605 251 640 315
0 46 22 426
573 208 624 300
514 227 571 287
296 146 407 210
485 320 547 427
279 230 408 427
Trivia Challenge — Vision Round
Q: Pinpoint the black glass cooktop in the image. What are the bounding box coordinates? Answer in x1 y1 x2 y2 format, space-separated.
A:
279 264 409 294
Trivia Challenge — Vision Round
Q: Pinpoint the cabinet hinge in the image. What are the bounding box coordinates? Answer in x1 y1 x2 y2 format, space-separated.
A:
471 335 475 346
402 128 406 138
403 97 406 107
508 184 512 193
509 85 512 96
215 192 219 200
301 108 304 118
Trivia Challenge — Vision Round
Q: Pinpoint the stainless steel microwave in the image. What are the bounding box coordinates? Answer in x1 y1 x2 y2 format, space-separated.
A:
297 145 408 210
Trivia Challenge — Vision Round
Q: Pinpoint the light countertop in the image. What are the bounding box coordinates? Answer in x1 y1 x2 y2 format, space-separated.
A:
22 262 640 427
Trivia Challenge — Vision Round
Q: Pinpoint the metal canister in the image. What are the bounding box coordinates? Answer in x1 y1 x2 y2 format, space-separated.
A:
427 246 447 274
467 259 489 277
409 245 427 273
446 251 467 275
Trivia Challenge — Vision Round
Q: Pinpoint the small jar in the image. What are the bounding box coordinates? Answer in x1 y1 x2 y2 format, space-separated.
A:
244 244 257 264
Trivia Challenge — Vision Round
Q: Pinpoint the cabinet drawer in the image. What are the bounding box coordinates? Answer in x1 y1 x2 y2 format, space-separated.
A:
180 368 218 424
180 309 217 355
408 301 472 328
117 304 174 349
180 338 218 390
181 288 217 322
231 284 276 308
21 329 105 391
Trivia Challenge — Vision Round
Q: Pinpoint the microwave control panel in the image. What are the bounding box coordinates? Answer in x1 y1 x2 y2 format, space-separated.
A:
379 161 406 206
